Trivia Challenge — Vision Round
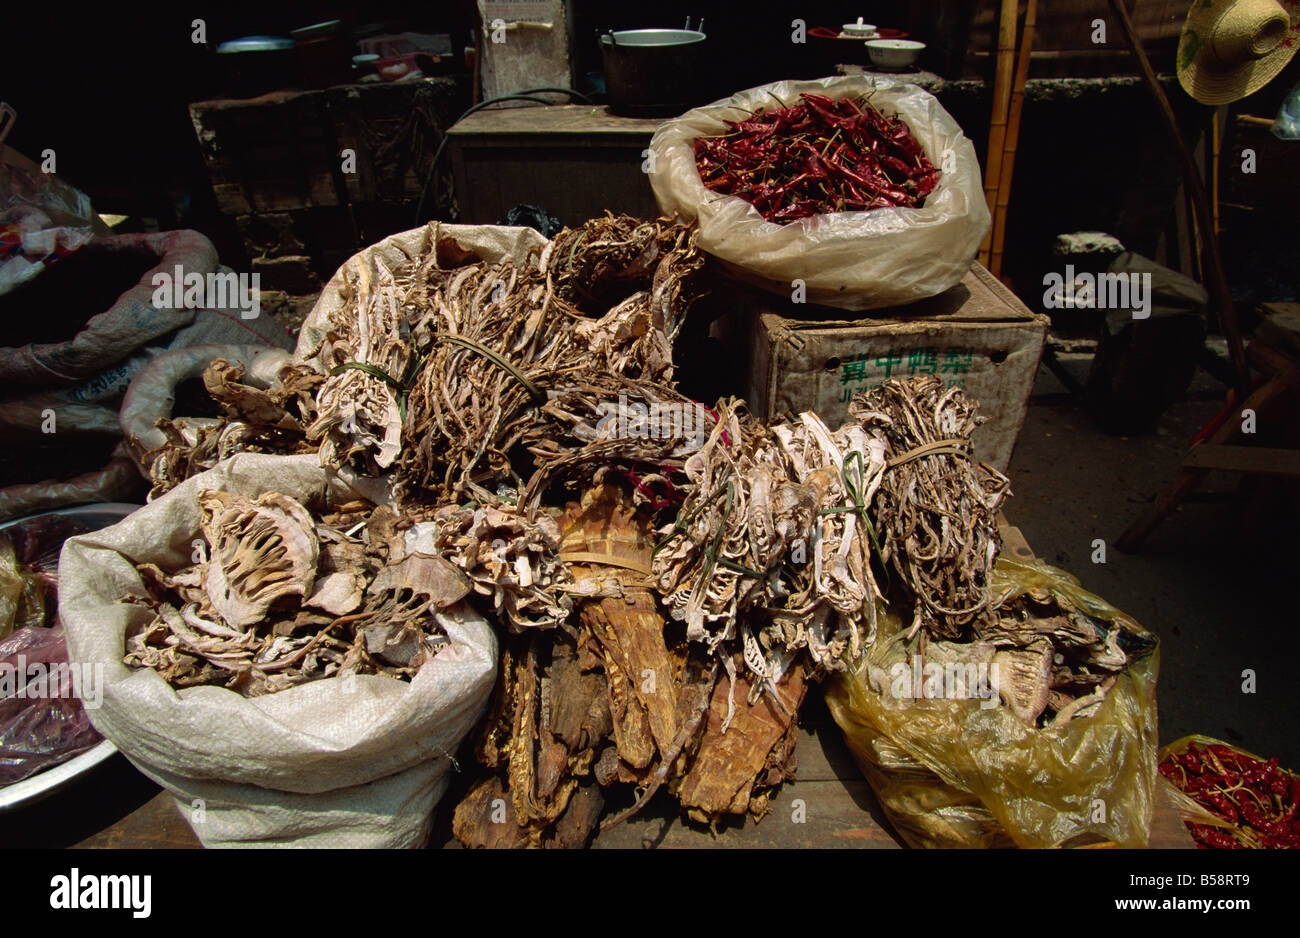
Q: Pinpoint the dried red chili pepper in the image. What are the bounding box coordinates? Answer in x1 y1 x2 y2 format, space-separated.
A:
1188 823 1244 849
693 92 939 224
1161 743 1299 850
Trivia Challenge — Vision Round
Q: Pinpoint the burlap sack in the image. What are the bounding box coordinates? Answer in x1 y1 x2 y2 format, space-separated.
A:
58 452 497 847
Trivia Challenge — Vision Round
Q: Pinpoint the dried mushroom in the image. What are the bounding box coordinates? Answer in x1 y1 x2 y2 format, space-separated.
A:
124 495 465 695
198 491 319 629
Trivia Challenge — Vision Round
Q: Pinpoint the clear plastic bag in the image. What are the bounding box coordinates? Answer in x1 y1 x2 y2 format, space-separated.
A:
0 143 104 297
825 556 1160 848
0 624 101 785
648 76 990 311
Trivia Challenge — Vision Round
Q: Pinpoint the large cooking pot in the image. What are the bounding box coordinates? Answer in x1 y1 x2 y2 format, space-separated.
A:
599 28 707 116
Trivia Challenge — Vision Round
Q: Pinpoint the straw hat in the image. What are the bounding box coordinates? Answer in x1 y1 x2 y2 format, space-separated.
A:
1177 0 1300 105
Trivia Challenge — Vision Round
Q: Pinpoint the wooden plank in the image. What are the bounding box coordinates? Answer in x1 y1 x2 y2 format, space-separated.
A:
1258 303 1300 359
592 779 902 849
1247 337 1297 377
76 792 200 850
1183 444 1300 477
998 516 1037 562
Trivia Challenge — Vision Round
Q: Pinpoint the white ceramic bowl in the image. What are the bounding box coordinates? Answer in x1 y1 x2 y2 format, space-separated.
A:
866 38 925 69
841 22 879 38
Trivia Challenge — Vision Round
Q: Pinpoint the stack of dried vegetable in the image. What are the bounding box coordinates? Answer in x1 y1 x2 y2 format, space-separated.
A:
694 92 939 223
128 211 1096 845
650 378 1008 694
142 216 709 644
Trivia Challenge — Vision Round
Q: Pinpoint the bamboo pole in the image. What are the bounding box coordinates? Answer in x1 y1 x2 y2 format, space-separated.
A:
1106 0 1250 404
1211 105 1222 235
990 0 1037 279
978 0 1020 267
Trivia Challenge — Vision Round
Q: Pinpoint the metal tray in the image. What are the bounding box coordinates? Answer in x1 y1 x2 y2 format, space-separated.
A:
0 502 139 812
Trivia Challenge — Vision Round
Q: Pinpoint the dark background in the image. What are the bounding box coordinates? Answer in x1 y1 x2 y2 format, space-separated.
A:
0 2 968 225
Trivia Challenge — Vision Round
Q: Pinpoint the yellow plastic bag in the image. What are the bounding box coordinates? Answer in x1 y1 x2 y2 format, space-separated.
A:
825 556 1160 848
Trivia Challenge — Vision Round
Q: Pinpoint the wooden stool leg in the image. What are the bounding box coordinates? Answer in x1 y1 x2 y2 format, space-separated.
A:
1115 374 1294 552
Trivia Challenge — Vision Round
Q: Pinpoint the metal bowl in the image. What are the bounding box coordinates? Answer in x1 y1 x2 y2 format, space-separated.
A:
601 28 705 48
599 29 709 115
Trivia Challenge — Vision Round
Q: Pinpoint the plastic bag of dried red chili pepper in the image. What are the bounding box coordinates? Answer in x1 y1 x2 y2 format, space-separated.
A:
648 76 989 311
1159 735 1300 848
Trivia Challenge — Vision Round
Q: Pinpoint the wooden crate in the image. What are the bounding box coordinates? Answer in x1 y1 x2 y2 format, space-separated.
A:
445 105 663 226
713 264 1049 472
189 78 470 279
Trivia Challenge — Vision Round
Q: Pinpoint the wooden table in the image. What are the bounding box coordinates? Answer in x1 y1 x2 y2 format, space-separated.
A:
6 522 1193 849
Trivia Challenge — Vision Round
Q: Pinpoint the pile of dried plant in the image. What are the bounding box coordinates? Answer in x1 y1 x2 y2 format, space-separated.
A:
849 377 1010 640
125 491 470 695
145 360 322 498
650 399 894 705
451 482 803 847
975 585 1149 727
129 215 1041 842
142 217 710 646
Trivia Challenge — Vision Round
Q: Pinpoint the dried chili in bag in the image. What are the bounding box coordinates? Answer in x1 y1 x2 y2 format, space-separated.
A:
649 76 988 311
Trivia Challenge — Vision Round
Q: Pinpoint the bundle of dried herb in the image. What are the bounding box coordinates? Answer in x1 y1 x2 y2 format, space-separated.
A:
849 376 1010 640
394 215 703 508
651 400 891 706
